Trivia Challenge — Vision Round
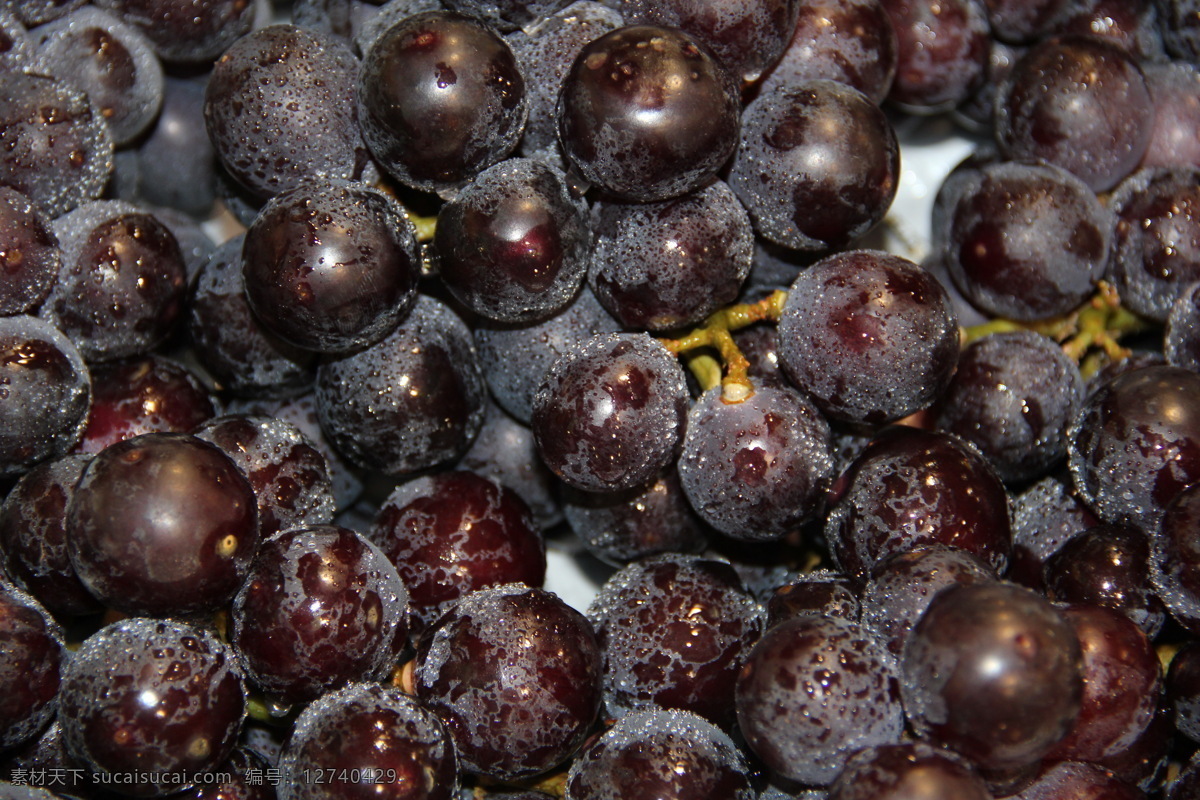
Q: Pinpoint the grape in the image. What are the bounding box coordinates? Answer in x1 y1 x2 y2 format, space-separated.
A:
193 414 336 539
736 614 905 786
67 431 259 617
368 470 546 631
983 0 1070 42
1068 365 1200 532
434 158 591 324
357 11 527 196
775 249 959 425
765 569 859 628
1169 641 1200 744
205 24 371 202
1166 282 1200 373
473 287 621 425
58 617 247 796
1108 166 1200 322
231 525 410 706
952 38 1025 134
995 35 1153 192
758 0 896 104
93 0 256 63
934 330 1085 484
825 427 1012 585
1013 761 1145 800
1053 0 1164 61
0 454 102 617
443 0 573 31
0 586 64 752
1009 477 1097 589
1142 61 1200 170
506 1 624 156
827 742 993 800
901 582 1083 776
677 384 834 541
1151 481 1200 633
241 179 420 354
0 70 113 219
730 81 899 252
413 584 602 781
41 200 187 363
562 468 707 566
617 0 801 85
564 708 755 800
531 332 688 493
556 24 741 202
586 553 765 729
315 295 487 476
941 160 1112 321
354 0 445 56
588 180 754 331
278 682 459 800
880 0 990 113
0 187 60 318
188 235 316 400
0 316 90 478
32 7 164 147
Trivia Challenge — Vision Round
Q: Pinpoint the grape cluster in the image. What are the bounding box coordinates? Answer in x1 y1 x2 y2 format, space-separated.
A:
5 0 1200 799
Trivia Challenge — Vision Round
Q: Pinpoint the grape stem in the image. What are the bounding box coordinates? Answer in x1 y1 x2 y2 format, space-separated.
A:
960 281 1152 377
659 290 788 402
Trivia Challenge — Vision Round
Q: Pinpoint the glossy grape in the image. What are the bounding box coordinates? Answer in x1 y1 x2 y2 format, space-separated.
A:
0 586 63 752
827 742 993 800
766 568 859 628
880 0 990 113
0 188 60 317
1141 61 1200 170
93 0 256 63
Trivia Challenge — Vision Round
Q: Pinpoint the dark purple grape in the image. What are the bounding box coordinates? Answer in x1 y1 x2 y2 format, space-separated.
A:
1097 700 1173 794
0 586 63 752
188 235 316 400
880 0 990 113
507 1 624 156
901 582 1083 775
315 295 486 476
231 525 410 706
67 432 259 617
556 24 740 202
1013 761 1146 800
825 427 1012 586
0 454 102 617
736 614 905 786
758 0 897 104
1053 0 1164 61
1142 61 1200 170
860 545 997 657
0 188 60 317
1010 477 1099 590
1166 282 1200 372
588 180 753 331
205 24 371 202
473 287 621 425
995 35 1153 192
776 250 959 425
1068 365 1200 532
0 70 112 219
562 468 707 566
413 584 602 781
984 0 1070 42
1152 481 1200 633
531 332 688 493
587 554 765 729
74 354 216 455
293 0 386 43
942 160 1111 321
827 742 993 800
565 708 755 800
1169 640 1200 744
32 7 164 147
41 200 187 362
1046 604 1161 764
126 75 218 218
368 470 546 630
93 0 255 63
435 158 590 324
1043 524 1165 638
677 384 834 542
730 81 898 252
242 180 420 354
618 0 800 84
354 0 446 55
193 414 336 540
0 316 90 477
278 682 459 800
934 330 1085 484
358 11 526 196
1108 167 1200 322
57 618 246 796
765 568 859 628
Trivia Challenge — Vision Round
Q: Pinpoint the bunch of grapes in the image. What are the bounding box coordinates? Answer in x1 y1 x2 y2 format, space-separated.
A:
4 0 1200 798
